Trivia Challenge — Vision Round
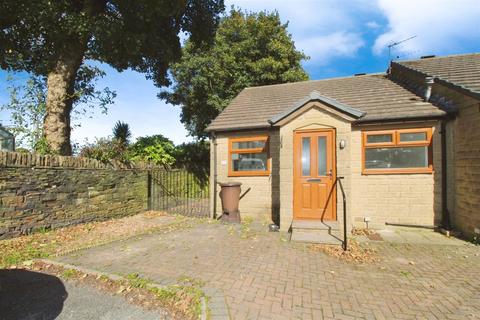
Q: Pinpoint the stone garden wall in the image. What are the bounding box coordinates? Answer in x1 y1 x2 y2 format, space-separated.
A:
0 151 149 239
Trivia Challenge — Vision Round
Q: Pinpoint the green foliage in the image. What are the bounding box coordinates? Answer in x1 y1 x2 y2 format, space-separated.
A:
0 0 224 87
128 135 176 167
112 121 132 147
1 245 49 268
61 269 79 280
160 8 309 138
79 138 129 164
0 0 224 154
1 75 46 150
175 141 210 184
126 273 150 288
34 137 55 155
1 71 115 152
73 65 116 115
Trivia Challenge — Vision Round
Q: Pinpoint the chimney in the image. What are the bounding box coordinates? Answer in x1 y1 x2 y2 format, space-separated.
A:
424 77 434 101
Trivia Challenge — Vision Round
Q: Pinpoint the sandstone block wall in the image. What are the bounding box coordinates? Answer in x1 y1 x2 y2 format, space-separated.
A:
0 152 148 239
350 121 442 229
435 85 480 238
210 130 277 222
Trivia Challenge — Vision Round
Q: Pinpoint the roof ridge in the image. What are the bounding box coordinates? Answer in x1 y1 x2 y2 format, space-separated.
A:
243 72 386 90
396 52 480 64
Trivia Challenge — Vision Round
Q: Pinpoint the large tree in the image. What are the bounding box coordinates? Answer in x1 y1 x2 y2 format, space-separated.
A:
1 69 115 152
0 0 224 155
160 9 309 139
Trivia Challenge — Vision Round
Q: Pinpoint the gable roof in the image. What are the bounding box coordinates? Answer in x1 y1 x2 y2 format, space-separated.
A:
269 90 365 124
395 53 480 98
206 73 446 132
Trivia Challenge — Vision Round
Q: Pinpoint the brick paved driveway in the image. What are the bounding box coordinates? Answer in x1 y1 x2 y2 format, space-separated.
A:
57 221 480 320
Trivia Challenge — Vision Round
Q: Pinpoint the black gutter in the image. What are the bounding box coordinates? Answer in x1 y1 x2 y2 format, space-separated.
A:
353 115 448 126
440 120 452 230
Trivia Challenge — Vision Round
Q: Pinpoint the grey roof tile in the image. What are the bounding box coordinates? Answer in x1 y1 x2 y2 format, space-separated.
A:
207 73 445 132
397 53 480 96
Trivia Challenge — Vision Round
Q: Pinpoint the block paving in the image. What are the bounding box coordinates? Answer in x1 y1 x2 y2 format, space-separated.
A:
57 221 480 319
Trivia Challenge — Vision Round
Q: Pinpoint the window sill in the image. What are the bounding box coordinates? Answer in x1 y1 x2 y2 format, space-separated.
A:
362 168 434 175
228 171 270 177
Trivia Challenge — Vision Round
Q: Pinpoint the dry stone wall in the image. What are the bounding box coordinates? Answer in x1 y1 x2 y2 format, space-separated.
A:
0 152 148 239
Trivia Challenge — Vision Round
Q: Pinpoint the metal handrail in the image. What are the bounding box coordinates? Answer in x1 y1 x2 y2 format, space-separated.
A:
335 176 348 251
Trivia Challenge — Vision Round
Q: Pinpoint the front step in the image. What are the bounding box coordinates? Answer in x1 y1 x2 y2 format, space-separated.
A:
291 220 343 245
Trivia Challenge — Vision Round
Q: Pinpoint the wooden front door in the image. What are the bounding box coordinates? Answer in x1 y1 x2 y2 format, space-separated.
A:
293 129 336 220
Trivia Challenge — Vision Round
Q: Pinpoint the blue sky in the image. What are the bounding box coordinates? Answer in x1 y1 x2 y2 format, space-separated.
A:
1 0 480 146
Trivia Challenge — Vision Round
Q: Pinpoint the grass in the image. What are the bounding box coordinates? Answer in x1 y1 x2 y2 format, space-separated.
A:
61 268 79 279
150 283 206 318
240 216 255 239
400 270 412 277
1 243 50 267
126 273 150 289
126 272 206 318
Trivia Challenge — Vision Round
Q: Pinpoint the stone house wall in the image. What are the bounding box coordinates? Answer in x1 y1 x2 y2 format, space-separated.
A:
433 85 480 238
210 102 441 232
390 63 480 239
350 121 442 229
0 152 148 239
210 130 278 222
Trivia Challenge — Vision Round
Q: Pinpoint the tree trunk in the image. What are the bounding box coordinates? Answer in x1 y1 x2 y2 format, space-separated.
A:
44 47 84 155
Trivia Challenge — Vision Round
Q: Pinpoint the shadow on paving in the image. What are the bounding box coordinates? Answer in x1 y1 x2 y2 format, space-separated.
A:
0 269 67 320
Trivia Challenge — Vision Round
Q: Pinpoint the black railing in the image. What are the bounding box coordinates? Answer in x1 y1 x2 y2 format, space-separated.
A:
335 177 348 251
148 169 209 217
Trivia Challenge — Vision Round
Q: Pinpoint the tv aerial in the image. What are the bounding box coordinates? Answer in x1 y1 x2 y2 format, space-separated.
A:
388 35 417 60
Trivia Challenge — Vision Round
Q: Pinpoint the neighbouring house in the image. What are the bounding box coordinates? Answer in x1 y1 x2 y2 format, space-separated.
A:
0 125 15 152
206 53 480 242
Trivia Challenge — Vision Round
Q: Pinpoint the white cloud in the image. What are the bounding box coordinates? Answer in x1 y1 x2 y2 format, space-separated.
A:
226 0 371 65
297 32 365 65
366 21 381 29
373 0 480 58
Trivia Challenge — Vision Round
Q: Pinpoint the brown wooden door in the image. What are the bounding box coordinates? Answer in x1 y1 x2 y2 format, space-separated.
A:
293 129 336 220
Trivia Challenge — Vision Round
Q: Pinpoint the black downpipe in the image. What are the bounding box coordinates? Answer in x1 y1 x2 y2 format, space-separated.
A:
212 132 218 219
441 121 451 230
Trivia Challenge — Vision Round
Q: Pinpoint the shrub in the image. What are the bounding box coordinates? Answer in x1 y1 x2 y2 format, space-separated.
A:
175 141 210 185
79 138 129 164
127 135 176 167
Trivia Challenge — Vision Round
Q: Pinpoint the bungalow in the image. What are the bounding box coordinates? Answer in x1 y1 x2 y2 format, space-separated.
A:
206 53 480 242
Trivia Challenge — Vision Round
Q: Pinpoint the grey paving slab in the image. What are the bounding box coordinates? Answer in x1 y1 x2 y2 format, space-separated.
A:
375 227 466 245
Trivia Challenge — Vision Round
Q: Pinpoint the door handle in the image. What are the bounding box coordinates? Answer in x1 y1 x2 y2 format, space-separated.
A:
307 178 321 182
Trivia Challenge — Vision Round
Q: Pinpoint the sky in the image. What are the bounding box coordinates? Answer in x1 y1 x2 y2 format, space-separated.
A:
1 0 480 146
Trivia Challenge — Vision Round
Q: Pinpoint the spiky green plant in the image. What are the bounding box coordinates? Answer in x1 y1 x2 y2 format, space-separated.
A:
112 121 131 147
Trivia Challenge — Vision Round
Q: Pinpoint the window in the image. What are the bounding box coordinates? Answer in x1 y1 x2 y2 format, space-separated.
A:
362 128 433 174
229 136 269 176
